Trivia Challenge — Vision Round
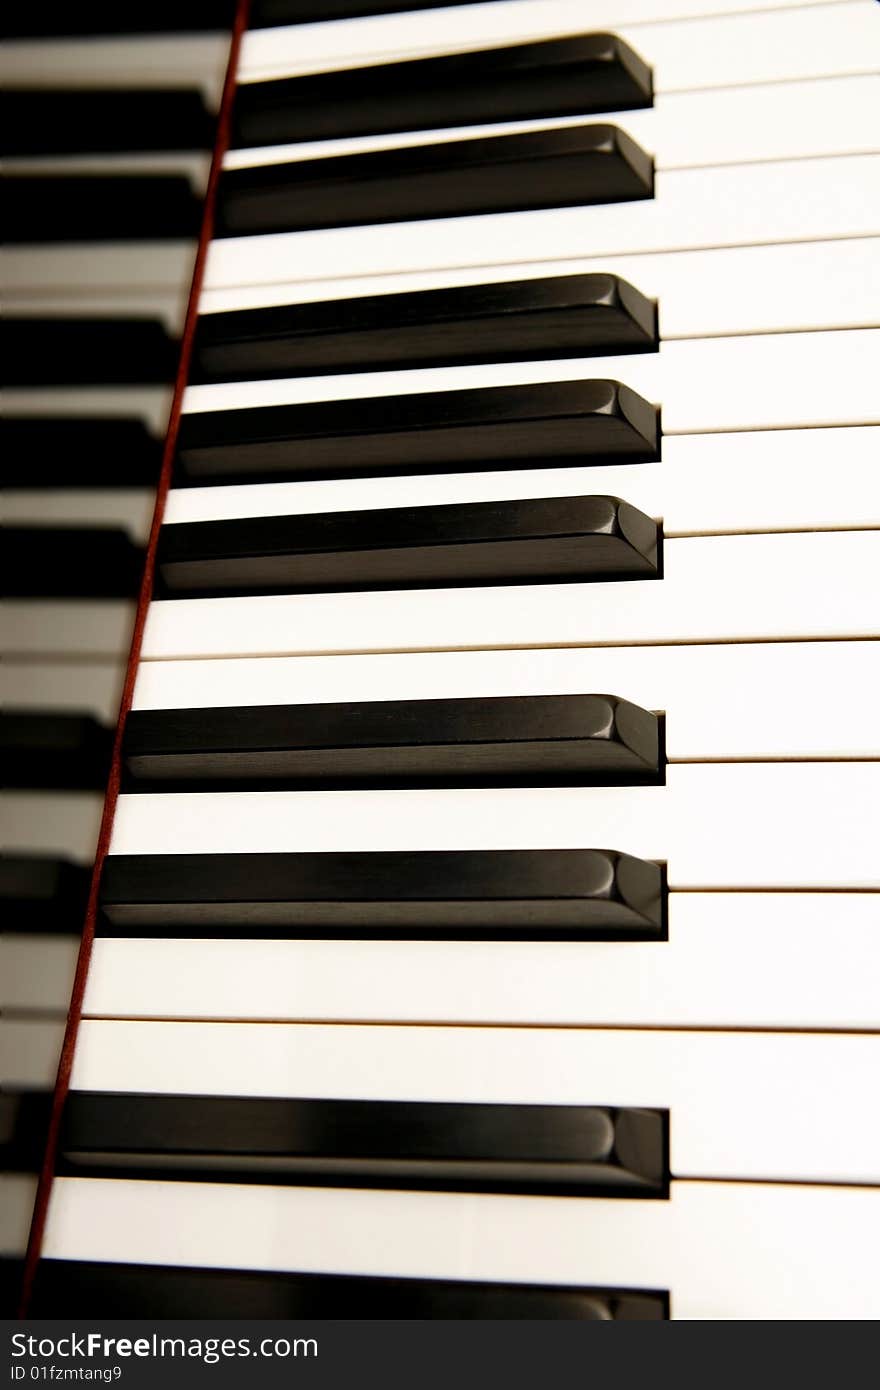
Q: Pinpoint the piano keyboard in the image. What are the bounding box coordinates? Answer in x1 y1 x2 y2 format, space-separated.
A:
8 0 880 1321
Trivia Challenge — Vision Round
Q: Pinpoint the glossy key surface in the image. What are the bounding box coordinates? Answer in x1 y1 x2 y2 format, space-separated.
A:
59 1092 668 1195
156 495 660 596
122 693 662 788
230 35 652 148
190 274 657 382
30 1259 666 1319
98 848 665 939
175 379 659 483
215 125 654 237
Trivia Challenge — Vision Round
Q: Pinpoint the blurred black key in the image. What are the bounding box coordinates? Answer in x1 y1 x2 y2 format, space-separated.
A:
3 527 144 598
3 712 114 790
0 1263 23 1320
122 694 662 789
5 319 179 387
60 1092 668 1196
3 419 162 488
98 848 666 939
190 274 657 383
1 1093 55 1174
231 35 652 148
3 89 215 156
4 3 236 36
175 379 659 483
30 1260 668 1319
216 125 653 237
6 176 202 243
156 495 660 597
0 856 91 934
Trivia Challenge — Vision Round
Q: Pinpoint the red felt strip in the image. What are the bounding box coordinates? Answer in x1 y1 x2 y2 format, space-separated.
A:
17 0 253 1317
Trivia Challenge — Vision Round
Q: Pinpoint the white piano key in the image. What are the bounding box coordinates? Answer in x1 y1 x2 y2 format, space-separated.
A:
2 491 156 542
226 75 879 171
69 1020 880 1183
141 531 880 658
204 155 880 288
3 242 196 297
163 426 880 537
1 936 80 1013
131 639 880 761
1 792 104 864
4 387 171 435
182 329 880 434
0 33 229 99
240 0 862 80
3 660 125 723
0 1174 38 1258
630 2 880 93
84 893 880 1029
3 601 136 658
108 762 880 889
1 1018 67 1089
239 2 880 92
199 237 880 342
42 1178 880 1319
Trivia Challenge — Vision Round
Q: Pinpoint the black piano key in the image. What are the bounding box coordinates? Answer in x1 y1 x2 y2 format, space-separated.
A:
1 1260 26 1319
231 35 652 149
215 125 654 237
98 849 666 939
0 856 91 934
122 694 662 789
190 274 658 384
4 319 180 388
3 712 114 790
156 495 659 597
3 89 216 158
5 176 203 243
59 1093 668 1197
1 1092 55 1174
3 527 144 598
30 1259 668 1319
175 379 659 483
250 0 505 24
4 3 237 37
3 418 162 489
